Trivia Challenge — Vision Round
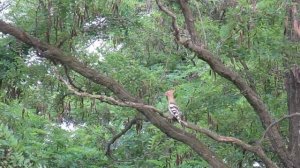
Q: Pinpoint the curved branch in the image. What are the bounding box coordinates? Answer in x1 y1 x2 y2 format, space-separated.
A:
105 118 137 157
155 0 180 42
63 65 84 92
259 113 300 144
182 122 277 168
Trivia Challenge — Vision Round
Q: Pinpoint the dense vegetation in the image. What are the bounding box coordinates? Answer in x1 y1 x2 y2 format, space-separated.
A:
0 0 300 167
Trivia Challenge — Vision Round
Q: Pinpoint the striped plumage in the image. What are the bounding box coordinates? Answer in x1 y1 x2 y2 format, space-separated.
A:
165 90 184 124
168 103 183 123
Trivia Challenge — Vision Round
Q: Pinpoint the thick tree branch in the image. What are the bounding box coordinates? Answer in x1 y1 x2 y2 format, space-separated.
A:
105 118 138 157
178 0 199 44
0 20 227 168
156 0 291 167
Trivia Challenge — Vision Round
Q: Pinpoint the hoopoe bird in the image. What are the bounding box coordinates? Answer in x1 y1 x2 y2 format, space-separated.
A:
165 90 185 124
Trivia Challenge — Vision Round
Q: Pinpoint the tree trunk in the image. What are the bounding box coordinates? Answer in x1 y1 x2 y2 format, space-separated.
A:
286 65 300 168
286 2 300 167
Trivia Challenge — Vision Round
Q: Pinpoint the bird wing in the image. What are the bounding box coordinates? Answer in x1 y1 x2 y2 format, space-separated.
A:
168 103 182 123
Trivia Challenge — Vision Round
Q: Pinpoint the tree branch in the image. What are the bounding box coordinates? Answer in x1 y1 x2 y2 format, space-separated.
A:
53 68 162 113
259 113 300 144
181 122 277 167
105 118 138 157
155 0 182 43
178 0 199 44
63 65 83 92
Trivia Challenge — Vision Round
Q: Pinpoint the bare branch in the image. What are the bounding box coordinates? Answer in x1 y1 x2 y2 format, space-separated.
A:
182 122 277 168
105 118 137 157
63 65 83 92
53 68 162 113
259 113 300 144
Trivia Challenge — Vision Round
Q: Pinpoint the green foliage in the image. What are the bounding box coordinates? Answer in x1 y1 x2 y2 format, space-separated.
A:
0 101 111 167
0 123 33 168
0 0 298 167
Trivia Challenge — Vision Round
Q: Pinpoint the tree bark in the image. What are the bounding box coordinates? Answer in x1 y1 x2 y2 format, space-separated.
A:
286 2 300 167
0 20 228 168
286 65 300 168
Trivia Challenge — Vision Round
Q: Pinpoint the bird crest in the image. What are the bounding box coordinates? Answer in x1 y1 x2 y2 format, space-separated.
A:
165 89 175 97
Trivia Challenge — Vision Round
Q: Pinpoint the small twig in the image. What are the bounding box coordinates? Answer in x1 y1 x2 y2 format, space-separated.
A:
259 113 300 144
